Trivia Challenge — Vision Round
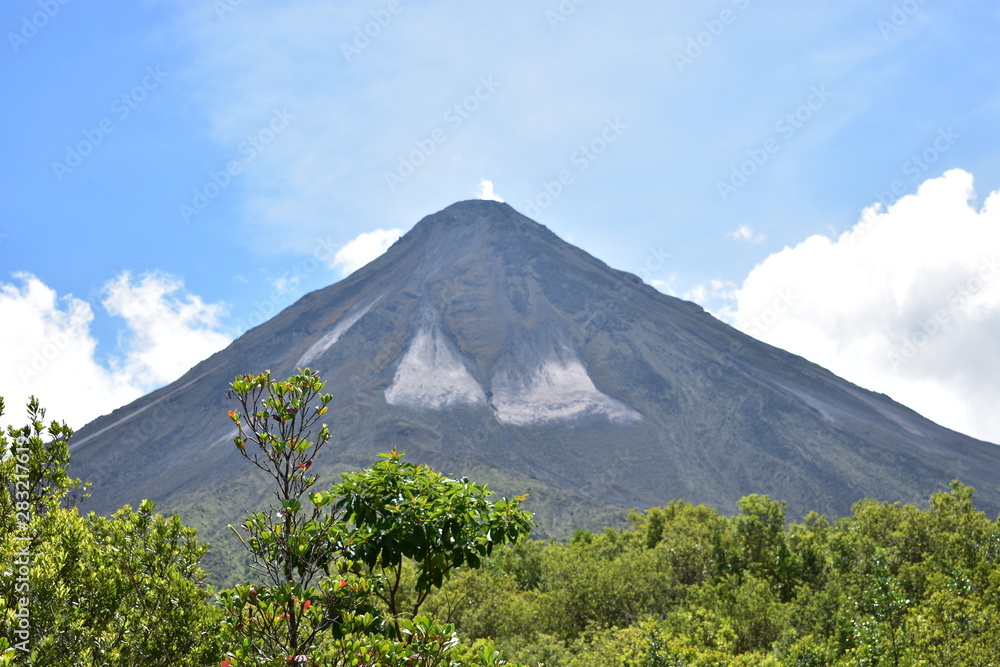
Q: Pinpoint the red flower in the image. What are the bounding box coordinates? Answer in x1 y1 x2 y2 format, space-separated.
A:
303 600 312 610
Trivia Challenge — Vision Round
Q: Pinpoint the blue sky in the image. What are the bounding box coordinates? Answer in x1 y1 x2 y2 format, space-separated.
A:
2 1 1000 443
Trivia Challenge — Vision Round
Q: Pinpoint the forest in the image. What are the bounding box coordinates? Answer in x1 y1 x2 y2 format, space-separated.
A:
2 370 1000 666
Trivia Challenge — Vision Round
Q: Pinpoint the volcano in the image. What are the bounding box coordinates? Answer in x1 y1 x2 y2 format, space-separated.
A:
69 200 1000 575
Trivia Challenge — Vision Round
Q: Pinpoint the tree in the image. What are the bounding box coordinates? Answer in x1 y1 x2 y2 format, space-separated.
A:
0 396 87 517
0 397 221 666
219 369 532 666
723 494 798 600
336 450 534 638
223 369 362 659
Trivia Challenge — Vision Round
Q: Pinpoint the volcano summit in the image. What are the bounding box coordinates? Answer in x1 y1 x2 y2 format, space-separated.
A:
70 200 1000 554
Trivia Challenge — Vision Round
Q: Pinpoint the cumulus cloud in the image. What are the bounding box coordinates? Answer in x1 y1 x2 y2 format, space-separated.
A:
650 279 674 295
101 272 231 387
332 228 404 277
727 169 1000 443
0 272 231 428
271 275 299 295
477 179 504 202
729 224 765 243
651 277 738 320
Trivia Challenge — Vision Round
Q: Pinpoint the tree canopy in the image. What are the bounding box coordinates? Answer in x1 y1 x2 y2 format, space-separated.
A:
3 379 1000 666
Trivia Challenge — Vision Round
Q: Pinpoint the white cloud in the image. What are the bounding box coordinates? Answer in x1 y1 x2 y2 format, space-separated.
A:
0 272 231 429
332 228 404 277
101 272 231 387
477 179 504 202
271 274 299 295
650 279 675 295
652 276 738 319
729 224 765 243
727 169 1000 444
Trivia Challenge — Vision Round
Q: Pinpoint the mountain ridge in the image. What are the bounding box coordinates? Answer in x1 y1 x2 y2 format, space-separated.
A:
69 200 1000 571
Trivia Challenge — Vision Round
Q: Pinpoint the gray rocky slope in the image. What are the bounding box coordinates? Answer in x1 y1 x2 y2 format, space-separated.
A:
69 200 1000 549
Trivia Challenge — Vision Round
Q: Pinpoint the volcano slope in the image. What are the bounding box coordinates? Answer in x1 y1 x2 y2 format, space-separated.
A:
69 199 1000 579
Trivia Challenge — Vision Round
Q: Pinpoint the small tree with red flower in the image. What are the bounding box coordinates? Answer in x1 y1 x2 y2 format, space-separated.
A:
217 369 532 667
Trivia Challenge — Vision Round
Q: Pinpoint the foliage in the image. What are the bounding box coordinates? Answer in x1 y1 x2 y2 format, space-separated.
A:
422 482 1000 666
0 397 222 666
222 369 364 661
218 370 532 666
5 387 1000 666
0 396 88 516
337 450 534 636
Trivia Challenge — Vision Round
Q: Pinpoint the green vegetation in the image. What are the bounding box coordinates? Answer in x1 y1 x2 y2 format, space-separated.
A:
218 369 533 665
3 375 1000 666
421 488 1000 665
0 397 221 666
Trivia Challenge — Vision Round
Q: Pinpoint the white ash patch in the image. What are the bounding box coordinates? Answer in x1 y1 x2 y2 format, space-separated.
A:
491 347 641 426
384 326 487 409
